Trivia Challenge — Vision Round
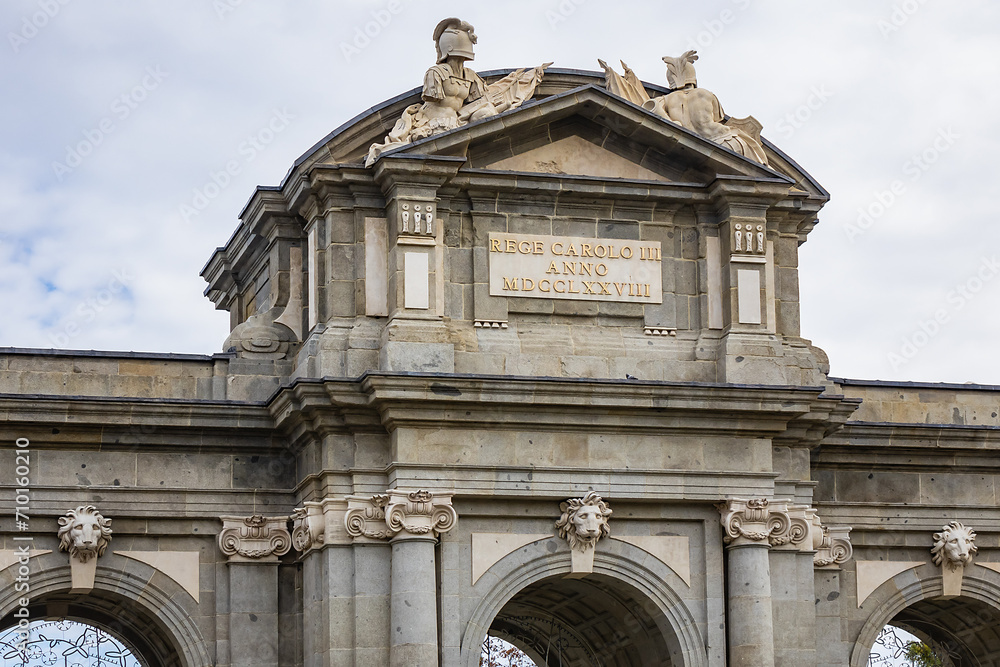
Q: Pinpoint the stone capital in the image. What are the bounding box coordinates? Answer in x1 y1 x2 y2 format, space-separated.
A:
218 515 292 563
344 493 395 541
814 525 853 568
385 489 457 541
291 502 325 552
718 498 794 548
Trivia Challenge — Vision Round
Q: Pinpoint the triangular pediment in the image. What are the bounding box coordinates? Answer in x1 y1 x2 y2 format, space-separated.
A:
484 134 668 181
383 84 791 186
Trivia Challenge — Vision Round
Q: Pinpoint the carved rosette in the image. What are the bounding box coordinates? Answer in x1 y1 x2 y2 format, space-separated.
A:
384 490 457 540
218 515 292 562
291 502 325 552
344 494 394 540
718 498 795 547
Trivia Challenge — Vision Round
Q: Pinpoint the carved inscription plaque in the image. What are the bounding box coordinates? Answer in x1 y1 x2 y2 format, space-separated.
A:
489 232 662 304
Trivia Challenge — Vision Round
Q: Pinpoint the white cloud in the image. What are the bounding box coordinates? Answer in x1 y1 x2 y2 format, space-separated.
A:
1 0 998 382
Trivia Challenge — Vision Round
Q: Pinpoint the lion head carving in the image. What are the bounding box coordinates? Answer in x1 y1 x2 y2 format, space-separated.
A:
931 521 977 571
556 492 612 551
57 506 112 563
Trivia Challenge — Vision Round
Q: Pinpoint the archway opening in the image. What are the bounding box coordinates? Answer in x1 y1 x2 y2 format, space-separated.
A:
868 596 1000 666
484 573 678 667
0 589 182 667
1 619 144 666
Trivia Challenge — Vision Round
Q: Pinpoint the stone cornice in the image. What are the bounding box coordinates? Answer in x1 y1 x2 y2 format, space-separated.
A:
268 374 857 450
0 394 273 432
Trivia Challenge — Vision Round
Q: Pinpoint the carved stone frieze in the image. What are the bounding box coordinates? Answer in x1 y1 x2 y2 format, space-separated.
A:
399 201 437 237
344 494 394 540
385 489 457 539
218 515 292 562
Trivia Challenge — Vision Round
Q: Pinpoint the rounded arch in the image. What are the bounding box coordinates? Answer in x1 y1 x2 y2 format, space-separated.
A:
0 552 212 667
462 537 707 667
850 564 1000 667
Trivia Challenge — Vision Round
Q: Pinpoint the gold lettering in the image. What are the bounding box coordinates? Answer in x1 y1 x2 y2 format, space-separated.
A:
595 263 608 276
620 246 632 259
582 281 597 295
503 277 518 291
644 284 650 297
545 261 560 274
539 279 551 292
614 283 626 296
595 244 607 258
518 241 532 254
551 242 564 255
490 238 502 252
581 243 593 257
554 280 566 293
522 278 535 291
598 282 612 295
562 262 576 275
505 239 517 253
565 244 578 257
568 280 579 293
533 241 545 254
580 263 593 276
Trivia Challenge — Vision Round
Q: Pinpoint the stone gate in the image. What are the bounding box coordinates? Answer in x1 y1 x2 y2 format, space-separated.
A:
3 18 999 667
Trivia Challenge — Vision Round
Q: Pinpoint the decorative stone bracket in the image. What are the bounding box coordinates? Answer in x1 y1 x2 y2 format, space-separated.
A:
932 521 977 597
218 515 292 563
57 505 112 592
555 491 613 574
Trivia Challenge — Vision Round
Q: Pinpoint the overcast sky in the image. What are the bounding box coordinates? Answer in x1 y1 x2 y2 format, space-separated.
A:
2 0 998 385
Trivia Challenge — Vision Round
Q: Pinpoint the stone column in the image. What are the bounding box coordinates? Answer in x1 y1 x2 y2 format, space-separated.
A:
383 490 457 667
218 514 292 667
718 498 788 667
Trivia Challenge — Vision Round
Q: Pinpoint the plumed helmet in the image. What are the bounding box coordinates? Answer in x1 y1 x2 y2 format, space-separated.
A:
662 50 699 89
433 17 477 63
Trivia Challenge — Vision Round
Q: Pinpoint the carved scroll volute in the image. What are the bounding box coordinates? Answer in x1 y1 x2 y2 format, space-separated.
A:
384 490 457 540
771 503 811 548
344 494 394 541
291 502 325 552
718 498 791 547
218 515 292 563
814 526 853 568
